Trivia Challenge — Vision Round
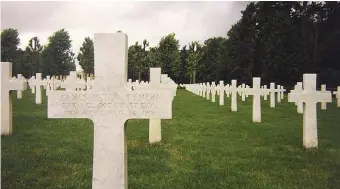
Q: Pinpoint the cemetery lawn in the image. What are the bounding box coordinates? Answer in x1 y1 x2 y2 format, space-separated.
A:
2 89 340 189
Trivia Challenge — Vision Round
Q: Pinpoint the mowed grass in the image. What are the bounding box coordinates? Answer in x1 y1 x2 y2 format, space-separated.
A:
2 89 340 189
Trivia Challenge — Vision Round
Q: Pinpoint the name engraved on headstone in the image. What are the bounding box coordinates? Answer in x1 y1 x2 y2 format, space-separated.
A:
48 91 163 119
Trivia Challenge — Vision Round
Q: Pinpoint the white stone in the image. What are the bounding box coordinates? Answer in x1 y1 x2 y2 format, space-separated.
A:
268 83 276 108
202 83 206 98
277 85 281 103
28 76 36 94
211 82 216 102
16 74 23 99
320 84 327 110
218 81 224 106
281 85 285 100
263 85 268 101
241 84 246 101
290 82 303 114
134 67 173 143
206 82 210 100
333 86 340 107
288 74 332 148
227 80 238 111
247 77 262 122
30 73 47 104
47 33 173 189
61 71 86 91
1 62 26 135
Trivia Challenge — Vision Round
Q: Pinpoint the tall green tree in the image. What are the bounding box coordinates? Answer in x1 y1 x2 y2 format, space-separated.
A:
77 37 94 75
23 37 44 77
198 37 226 82
157 33 180 82
179 45 189 84
187 41 202 83
1 28 21 75
41 29 76 76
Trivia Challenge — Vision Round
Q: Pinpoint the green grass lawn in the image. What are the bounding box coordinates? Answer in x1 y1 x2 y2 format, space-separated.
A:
2 89 340 189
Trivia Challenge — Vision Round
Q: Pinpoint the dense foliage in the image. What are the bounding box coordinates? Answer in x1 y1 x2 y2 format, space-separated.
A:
1 2 339 87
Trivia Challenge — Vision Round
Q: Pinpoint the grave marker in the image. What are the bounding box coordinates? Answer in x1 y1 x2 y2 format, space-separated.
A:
333 86 340 107
320 84 327 110
288 74 332 148
219 81 224 106
247 77 262 122
1 62 25 135
47 33 173 189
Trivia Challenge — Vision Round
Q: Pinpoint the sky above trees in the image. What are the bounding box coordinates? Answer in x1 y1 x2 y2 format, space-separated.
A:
1 1 248 55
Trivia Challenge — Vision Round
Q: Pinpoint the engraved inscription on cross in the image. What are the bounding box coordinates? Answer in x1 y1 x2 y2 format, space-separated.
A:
288 74 332 148
47 33 173 189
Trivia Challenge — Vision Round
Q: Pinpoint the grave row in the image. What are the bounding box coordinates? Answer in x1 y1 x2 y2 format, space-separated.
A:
1 32 339 189
181 77 339 150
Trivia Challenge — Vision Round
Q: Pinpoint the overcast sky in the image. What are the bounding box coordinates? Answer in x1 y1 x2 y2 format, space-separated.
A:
1 1 248 70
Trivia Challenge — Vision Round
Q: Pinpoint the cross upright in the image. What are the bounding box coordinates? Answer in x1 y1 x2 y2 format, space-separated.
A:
276 84 281 103
226 80 238 111
16 74 24 99
247 77 263 122
47 33 173 189
60 71 86 91
134 67 173 143
320 84 327 110
290 82 303 114
333 86 340 107
206 82 211 100
1 62 26 135
30 73 47 104
211 82 216 102
267 83 276 108
28 76 36 94
280 85 285 100
262 85 269 101
225 84 230 98
218 80 224 106
202 83 206 98
288 74 332 148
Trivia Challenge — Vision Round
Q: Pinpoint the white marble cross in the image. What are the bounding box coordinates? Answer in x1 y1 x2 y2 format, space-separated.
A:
247 77 263 122
60 71 86 91
16 74 24 99
333 86 340 107
211 82 216 102
226 80 238 111
262 85 269 101
280 86 285 100
320 84 327 110
206 82 211 100
47 33 173 189
225 84 230 98
290 82 303 114
241 83 246 101
288 74 332 148
218 81 224 105
30 73 47 104
28 76 36 94
202 83 206 98
134 67 173 143
276 85 281 103
268 83 276 108
1 62 26 135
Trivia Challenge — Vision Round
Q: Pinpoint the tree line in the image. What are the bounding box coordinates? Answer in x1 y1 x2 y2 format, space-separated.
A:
1 2 340 88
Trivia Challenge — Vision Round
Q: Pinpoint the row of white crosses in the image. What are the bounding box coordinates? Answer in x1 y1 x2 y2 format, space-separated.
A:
184 80 286 112
47 32 174 189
